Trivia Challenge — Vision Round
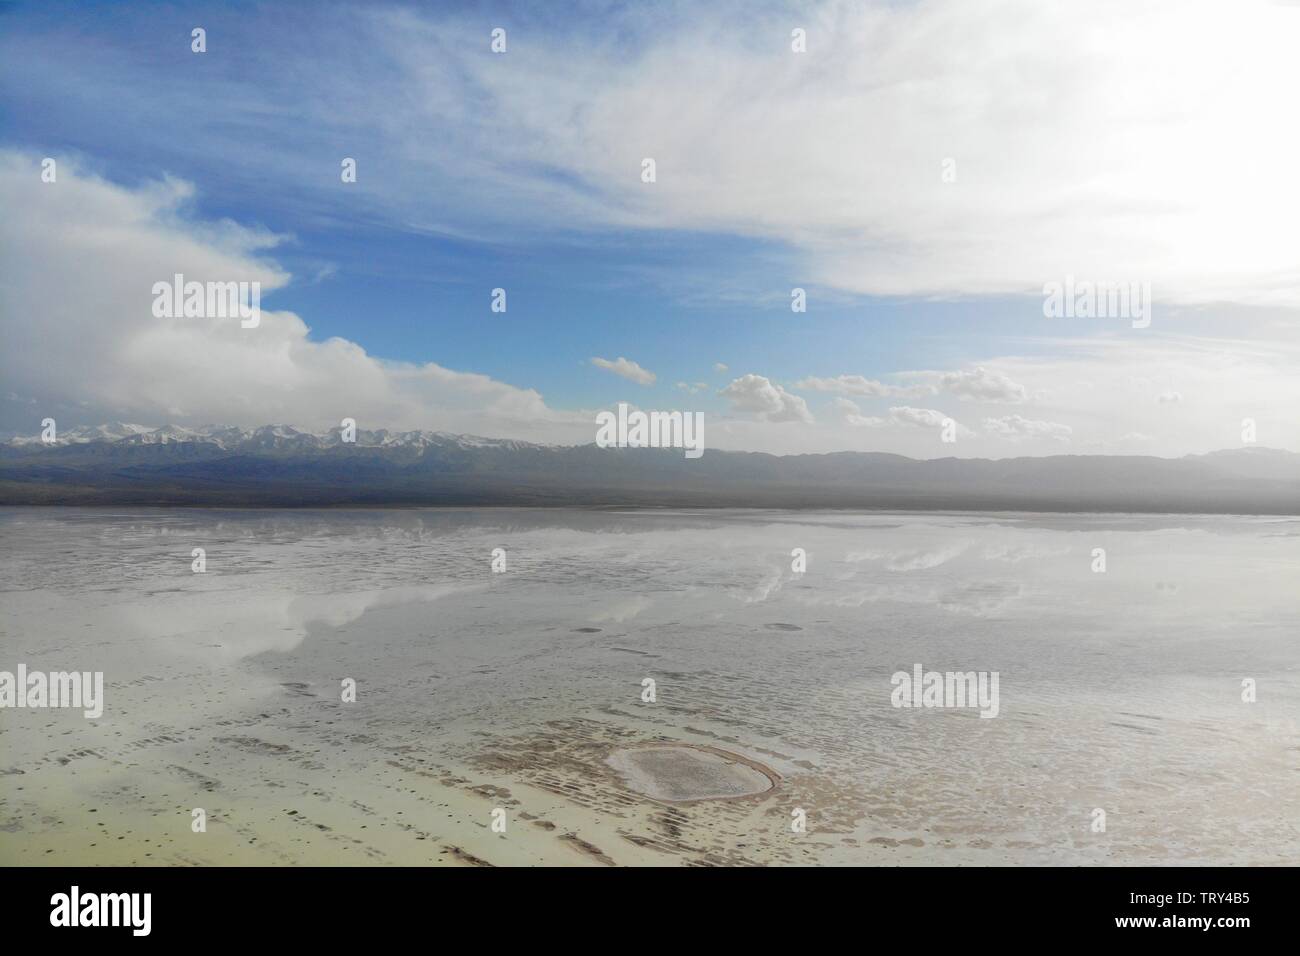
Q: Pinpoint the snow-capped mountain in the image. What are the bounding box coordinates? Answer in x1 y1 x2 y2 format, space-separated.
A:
5 423 550 452
7 421 154 445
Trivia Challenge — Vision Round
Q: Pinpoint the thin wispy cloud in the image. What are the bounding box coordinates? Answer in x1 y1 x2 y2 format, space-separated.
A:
796 375 934 400
6 0 1295 306
983 415 1073 443
591 356 656 385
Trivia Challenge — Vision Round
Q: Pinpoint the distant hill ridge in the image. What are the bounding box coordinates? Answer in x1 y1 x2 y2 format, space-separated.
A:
2 424 1297 513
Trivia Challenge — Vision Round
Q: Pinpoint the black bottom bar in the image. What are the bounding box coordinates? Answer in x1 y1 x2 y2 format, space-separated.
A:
7 865 1287 942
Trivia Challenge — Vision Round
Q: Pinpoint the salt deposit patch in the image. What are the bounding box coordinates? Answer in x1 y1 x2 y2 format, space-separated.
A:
606 744 777 803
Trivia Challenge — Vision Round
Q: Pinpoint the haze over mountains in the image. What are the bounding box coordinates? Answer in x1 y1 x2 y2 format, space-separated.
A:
5 422 541 452
2 423 1297 513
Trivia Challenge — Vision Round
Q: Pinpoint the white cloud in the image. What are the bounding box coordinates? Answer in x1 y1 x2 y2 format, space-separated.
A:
720 374 814 423
423 0 1299 307
12 2 1298 308
806 367 1028 404
836 400 973 437
890 406 968 434
0 153 589 440
983 415 1073 442
592 355 656 385
5 149 1300 458
796 375 934 399
713 362 729 373
934 367 1028 404
258 2 1300 306
832 397 887 427
942 336 1300 457
1156 391 1183 404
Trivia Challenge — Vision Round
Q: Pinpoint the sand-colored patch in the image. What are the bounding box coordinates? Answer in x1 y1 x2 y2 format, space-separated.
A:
558 832 617 865
605 744 778 803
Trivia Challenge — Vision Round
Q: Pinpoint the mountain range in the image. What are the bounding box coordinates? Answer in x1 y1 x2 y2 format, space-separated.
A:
2 423 1297 512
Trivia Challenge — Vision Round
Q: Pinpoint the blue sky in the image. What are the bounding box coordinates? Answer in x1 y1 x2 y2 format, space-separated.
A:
0 0 1010 402
2 0 1298 455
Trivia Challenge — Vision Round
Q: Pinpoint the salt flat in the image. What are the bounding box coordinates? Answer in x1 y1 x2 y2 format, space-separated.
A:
1 507 1297 866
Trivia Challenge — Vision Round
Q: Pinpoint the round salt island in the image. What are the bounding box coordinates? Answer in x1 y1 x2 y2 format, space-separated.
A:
606 744 778 803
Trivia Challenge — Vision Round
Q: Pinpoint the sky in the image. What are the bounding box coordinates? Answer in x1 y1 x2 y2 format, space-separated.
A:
1 0 1298 457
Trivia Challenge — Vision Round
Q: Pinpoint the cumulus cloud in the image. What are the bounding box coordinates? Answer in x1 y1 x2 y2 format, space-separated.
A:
983 415 1073 442
591 356 656 385
888 407 945 429
0 152 587 440
920 336 1300 458
832 397 886 427
796 374 935 399
6 151 1296 460
934 367 1028 404
720 374 814 423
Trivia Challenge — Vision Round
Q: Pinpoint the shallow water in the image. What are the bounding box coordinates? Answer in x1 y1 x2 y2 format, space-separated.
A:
1 507 1297 866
